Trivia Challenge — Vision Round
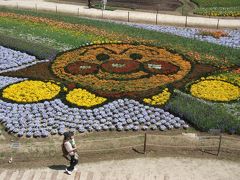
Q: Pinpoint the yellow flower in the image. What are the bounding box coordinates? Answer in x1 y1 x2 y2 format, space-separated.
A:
2 80 61 103
66 88 107 107
190 80 240 101
143 88 171 106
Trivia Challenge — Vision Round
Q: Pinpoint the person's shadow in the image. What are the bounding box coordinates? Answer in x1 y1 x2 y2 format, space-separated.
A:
48 165 66 170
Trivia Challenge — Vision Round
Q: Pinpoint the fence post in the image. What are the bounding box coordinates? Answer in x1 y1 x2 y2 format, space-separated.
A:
77 8 79 16
16 3 18 9
56 5 58 14
156 11 158 25
217 134 222 156
144 133 147 154
35 4 37 12
185 16 188 27
217 19 220 29
128 12 130 22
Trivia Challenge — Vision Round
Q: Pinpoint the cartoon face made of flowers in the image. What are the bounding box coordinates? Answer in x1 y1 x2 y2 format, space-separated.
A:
52 43 191 98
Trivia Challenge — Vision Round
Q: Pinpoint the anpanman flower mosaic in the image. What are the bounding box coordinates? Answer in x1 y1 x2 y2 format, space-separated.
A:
190 80 240 102
52 43 191 98
143 88 171 105
2 80 61 103
66 88 107 107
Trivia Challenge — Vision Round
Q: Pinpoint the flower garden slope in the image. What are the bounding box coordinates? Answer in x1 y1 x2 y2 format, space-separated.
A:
0 8 239 67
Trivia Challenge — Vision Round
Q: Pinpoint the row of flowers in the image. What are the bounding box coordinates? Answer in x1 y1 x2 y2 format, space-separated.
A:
0 97 188 137
198 30 229 39
0 12 150 44
194 7 240 17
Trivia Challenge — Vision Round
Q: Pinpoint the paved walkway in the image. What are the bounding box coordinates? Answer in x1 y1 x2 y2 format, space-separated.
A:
0 157 240 180
0 0 239 29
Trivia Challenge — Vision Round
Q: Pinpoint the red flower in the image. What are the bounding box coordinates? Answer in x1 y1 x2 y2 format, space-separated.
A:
101 59 140 74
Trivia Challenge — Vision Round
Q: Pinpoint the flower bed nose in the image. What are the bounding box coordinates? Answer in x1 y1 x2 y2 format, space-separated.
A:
101 59 141 74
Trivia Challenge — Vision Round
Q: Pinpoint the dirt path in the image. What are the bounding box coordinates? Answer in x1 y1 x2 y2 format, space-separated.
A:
0 157 240 180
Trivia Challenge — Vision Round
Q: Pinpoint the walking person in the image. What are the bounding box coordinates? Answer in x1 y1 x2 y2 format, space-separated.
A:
102 0 107 10
62 132 78 175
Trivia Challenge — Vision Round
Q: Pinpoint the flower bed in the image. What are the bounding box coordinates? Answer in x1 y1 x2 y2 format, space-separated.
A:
0 75 189 137
0 97 188 137
66 88 107 107
194 7 240 17
52 43 191 98
190 80 240 102
0 46 48 73
198 31 229 39
2 80 61 103
143 88 171 106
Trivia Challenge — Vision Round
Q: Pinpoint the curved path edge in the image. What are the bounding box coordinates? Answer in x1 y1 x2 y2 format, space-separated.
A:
0 0 239 29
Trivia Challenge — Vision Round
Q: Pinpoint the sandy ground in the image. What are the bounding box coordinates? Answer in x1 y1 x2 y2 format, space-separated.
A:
73 157 240 180
1 155 240 179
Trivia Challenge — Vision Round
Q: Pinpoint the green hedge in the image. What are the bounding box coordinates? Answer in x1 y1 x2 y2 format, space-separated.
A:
166 90 240 134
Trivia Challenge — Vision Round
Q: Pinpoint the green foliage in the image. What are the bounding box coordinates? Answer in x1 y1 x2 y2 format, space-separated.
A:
166 90 240 134
191 0 240 8
0 16 107 51
0 33 57 60
194 6 240 17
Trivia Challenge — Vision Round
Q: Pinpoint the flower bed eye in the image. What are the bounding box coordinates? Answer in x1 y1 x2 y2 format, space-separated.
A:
96 53 110 61
2 80 61 103
130 53 143 60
